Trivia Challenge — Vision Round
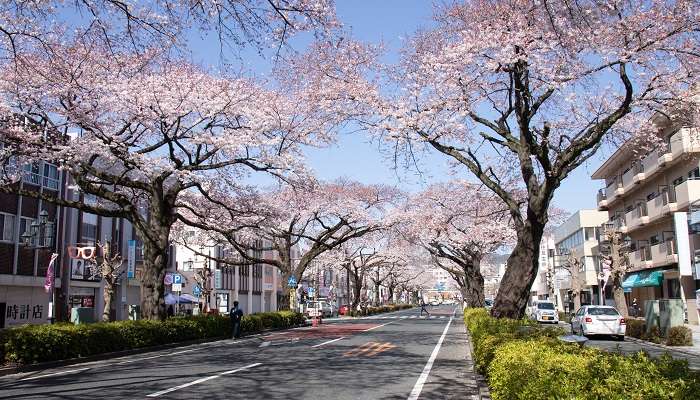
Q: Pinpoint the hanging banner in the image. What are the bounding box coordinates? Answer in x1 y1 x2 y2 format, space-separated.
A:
127 240 136 278
675 212 692 276
44 253 59 293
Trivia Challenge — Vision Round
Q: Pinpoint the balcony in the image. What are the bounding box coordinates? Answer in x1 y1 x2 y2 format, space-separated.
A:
609 217 628 234
632 163 645 184
622 168 636 192
630 246 652 270
597 189 608 209
670 127 700 159
650 240 678 268
641 151 659 180
624 204 649 232
646 191 678 223
674 178 700 210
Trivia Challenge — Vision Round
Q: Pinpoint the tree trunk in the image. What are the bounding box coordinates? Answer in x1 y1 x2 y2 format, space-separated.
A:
351 276 363 310
140 230 170 320
279 270 294 310
102 283 113 322
374 281 381 306
464 260 485 308
612 272 628 318
492 221 545 319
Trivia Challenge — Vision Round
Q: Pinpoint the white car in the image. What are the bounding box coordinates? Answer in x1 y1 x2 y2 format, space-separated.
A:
531 301 559 323
570 306 626 340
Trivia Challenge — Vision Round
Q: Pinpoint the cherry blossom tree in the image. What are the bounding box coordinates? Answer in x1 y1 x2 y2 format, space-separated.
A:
368 0 700 317
396 181 515 308
0 39 350 319
177 179 400 309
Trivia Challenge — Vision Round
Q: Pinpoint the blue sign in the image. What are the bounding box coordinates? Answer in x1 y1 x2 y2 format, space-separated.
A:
214 269 222 289
173 274 183 285
193 284 202 297
436 282 445 292
127 240 136 278
287 276 297 288
307 287 315 298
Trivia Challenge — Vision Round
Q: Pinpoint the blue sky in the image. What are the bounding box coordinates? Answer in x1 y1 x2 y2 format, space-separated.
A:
187 1 613 214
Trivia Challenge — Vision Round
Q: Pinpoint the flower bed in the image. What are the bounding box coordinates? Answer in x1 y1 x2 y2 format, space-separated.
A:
347 303 413 317
464 308 700 400
1 311 305 365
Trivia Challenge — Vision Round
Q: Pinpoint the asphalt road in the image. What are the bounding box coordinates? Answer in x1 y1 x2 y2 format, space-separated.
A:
0 305 480 400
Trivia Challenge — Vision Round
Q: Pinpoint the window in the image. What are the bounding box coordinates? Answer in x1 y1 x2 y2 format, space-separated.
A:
22 162 40 185
537 302 555 310
0 213 15 242
587 307 620 316
690 167 700 180
673 176 685 186
19 217 34 239
650 234 659 246
42 163 59 190
81 222 97 244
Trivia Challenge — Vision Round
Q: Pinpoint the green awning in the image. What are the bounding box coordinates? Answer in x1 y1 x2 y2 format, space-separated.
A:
622 270 665 289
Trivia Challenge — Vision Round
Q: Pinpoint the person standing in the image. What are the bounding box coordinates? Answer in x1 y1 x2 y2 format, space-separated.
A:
230 301 244 339
420 297 430 316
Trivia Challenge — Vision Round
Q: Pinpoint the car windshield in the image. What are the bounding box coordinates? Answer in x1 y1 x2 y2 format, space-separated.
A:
484 300 493 306
537 303 555 310
587 307 620 316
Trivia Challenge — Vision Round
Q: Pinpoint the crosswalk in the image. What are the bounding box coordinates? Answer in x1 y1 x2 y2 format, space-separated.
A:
359 315 449 320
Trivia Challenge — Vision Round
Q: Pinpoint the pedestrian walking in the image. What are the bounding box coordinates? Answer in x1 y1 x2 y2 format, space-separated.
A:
167 305 174 318
632 298 639 317
420 298 430 316
230 301 244 339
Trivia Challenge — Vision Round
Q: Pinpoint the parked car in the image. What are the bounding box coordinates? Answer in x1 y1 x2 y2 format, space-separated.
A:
570 305 625 340
305 301 336 318
530 301 559 323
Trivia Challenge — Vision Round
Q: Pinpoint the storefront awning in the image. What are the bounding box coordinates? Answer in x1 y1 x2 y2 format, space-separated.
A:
622 270 665 289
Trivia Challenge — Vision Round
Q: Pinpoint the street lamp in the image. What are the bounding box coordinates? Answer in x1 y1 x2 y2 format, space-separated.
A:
20 209 58 323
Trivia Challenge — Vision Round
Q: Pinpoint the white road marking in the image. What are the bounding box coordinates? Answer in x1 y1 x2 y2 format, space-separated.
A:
400 316 408 319
363 321 393 332
20 368 90 381
439 316 446 319
259 341 270 348
312 336 346 348
407 316 454 400
146 362 261 397
409 316 417 319
115 348 199 365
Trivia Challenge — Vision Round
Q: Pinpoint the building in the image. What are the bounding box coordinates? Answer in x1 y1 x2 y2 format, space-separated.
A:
592 114 700 323
173 237 284 315
551 210 609 312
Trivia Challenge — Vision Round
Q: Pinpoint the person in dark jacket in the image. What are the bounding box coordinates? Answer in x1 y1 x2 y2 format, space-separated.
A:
230 301 244 339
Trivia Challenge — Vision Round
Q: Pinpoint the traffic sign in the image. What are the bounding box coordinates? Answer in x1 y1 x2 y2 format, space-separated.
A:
172 283 182 292
193 284 202 297
307 287 315 298
173 274 183 284
287 276 297 288
164 273 173 285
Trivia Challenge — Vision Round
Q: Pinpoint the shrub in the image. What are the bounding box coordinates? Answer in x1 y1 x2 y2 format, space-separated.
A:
666 326 693 346
643 326 663 344
626 319 645 339
1 310 304 365
489 339 688 400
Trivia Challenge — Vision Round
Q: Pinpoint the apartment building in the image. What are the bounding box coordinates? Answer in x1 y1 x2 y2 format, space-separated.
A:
551 210 609 312
593 114 700 323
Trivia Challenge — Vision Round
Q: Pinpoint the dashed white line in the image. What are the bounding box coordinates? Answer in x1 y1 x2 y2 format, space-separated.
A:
409 316 417 319
312 337 346 348
259 341 271 348
400 316 408 319
407 316 454 400
20 367 90 381
146 362 262 397
364 321 393 332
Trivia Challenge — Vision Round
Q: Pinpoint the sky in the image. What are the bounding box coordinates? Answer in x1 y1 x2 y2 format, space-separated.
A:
187 1 616 215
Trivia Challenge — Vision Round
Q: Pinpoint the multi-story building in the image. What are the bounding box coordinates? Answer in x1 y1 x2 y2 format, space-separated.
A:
173 238 284 315
551 210 609 312
0 159 149 327
593 114 700 323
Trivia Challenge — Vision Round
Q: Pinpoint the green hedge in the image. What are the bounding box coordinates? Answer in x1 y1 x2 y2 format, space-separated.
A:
464 308 700 400
348 303 413 317
2 310 305 365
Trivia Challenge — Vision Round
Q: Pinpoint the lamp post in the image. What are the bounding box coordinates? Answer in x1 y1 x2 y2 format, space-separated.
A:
20 209 58 323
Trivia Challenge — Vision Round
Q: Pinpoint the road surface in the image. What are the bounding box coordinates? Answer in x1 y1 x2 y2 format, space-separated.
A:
0 305 481 399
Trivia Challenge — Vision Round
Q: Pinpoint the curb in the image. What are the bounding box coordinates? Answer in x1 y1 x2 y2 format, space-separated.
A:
0 323 307 377
624 336 700 358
